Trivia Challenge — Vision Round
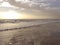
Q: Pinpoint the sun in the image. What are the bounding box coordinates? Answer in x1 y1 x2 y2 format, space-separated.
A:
0 10 23 19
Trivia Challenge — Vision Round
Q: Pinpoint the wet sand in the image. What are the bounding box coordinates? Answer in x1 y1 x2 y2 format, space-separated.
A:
0 22 60 45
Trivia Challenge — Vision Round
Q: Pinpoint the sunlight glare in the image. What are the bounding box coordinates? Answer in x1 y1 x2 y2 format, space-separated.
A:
1 2 12 7
0 10 23 19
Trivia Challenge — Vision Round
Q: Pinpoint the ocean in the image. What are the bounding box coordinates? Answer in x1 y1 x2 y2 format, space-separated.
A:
0 19 60 31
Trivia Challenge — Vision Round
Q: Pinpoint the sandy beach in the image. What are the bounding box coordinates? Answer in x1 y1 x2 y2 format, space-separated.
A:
0 0 60 44
0 22 60 45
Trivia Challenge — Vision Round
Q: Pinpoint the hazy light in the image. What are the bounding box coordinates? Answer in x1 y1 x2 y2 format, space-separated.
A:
15 0 22 2
0 10 23 19
0 0 3 2
0 2 19 9
0 2 12 7
15 0 29 3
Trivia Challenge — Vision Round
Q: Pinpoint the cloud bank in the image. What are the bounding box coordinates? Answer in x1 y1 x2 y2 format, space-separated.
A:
0 0 60 19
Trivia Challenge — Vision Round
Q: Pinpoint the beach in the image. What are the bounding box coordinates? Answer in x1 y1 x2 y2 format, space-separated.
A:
0 21 60 45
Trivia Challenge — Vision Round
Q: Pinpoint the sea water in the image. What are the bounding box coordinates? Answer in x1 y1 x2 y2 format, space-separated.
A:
0 19 60 31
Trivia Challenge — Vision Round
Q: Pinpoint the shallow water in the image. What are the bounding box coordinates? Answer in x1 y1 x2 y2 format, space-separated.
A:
0 20 60 45
0 20 60 30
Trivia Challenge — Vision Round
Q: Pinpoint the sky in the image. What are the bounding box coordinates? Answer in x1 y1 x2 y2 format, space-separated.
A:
0 0 60 19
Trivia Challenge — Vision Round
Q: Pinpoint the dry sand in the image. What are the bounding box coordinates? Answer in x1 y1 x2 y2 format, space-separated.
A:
0 22 60 45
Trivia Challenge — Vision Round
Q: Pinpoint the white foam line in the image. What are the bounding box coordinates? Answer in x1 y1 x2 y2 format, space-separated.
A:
17 20 60 28
0 20 60 31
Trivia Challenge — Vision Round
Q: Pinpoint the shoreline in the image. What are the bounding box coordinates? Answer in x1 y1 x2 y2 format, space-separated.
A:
0 21 60 45
0 21 60 32
8 22 60 45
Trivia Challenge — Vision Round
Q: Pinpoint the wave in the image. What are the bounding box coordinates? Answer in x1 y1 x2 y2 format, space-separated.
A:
0 20 60 32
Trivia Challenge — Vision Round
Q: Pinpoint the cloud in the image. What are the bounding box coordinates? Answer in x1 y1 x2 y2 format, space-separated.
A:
14 0 60 10
9 0 60 19
0 0 60 19
0 0 57 10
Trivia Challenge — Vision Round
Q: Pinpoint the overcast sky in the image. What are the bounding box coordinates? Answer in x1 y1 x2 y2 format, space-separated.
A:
15 0 60 19
0 0 60 19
